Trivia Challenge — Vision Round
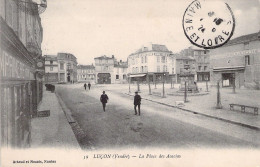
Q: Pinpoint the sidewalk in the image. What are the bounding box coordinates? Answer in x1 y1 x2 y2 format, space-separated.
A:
108 83 260 130
31 90 80 149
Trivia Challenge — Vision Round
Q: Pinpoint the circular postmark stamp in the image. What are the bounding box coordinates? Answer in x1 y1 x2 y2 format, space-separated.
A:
182 0 235 49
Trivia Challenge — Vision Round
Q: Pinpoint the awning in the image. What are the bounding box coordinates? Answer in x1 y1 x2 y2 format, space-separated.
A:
213 66 245 72
129 74 147 78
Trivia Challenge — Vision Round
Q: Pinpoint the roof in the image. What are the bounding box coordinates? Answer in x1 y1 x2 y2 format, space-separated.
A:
133 43 172 54
44 55 57 60
176 55 195 60
226 31 260 46
77 64 95 69
94 55 114 59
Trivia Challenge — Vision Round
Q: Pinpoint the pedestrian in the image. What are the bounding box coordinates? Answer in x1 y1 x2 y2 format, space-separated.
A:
88 82 91 90
84 83 87 90
100 91 109 112
134 91 141 116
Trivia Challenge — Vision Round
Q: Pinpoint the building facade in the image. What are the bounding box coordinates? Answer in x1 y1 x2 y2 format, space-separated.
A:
127 43 173 83
172 54 196 83
113 60 128 84
44 55 59 83
44 53 78 83
210 32 260 89
77 64 95 83
94 55 128 84
180 46 210 82
0 0 45 148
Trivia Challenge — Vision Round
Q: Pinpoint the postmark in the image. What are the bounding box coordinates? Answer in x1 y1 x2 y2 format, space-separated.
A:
182 0 235 49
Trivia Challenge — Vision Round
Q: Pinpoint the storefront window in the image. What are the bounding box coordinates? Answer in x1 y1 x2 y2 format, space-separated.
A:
245 55 250 65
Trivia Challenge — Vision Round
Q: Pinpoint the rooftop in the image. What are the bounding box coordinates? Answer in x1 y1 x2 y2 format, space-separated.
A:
133 43 172 54
94 55 114 59
77 64 95 69
225 31 260 46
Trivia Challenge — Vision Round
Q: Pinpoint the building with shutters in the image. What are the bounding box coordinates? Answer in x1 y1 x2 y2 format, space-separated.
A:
127 43 173 84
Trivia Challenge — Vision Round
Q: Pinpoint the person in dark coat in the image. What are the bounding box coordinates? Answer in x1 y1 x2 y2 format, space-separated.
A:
134 91 141 115
84 83 87 90
88 82 91 90
100 91 109 112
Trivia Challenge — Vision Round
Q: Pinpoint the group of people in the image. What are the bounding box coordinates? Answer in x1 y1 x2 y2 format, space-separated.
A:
84 83 91 90
99 91 142 115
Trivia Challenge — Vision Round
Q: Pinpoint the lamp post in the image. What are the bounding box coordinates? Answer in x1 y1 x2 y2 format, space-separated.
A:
216 81 222 109
162 73 166 98
128 77 131 93
147 74 151 95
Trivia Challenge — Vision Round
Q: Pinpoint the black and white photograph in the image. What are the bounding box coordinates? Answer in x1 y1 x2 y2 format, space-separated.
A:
0 0 260 166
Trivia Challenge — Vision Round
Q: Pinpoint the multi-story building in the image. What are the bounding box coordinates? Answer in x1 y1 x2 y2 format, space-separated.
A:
57 53 77 83
114 60 128 84
77 64 95 83
180 46 210 82
172 54 196 83
210 32 260 89
44 55 59 83
94 55 128 84
0 0 46 148
44 53 78 83
127 43 173 83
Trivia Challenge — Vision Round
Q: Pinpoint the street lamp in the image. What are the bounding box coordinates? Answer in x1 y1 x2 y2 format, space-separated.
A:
18 0 47 15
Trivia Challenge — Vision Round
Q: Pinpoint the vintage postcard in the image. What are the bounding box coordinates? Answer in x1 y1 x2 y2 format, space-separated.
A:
0 0 260 166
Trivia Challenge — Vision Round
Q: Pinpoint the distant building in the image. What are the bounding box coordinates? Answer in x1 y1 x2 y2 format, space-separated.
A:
94 55 128 84
180 46 210 82
172 54 196 83
77 64 95 83
113 60 128 84
210 32 260 89
127 43 173 83
44 53 78 83
44 55 59 83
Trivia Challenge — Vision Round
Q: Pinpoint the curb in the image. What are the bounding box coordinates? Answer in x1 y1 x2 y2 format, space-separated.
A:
125 93 260 131
55 92 95 150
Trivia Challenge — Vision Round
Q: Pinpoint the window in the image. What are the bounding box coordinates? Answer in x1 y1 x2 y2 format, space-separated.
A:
204 50 207 54
245 55 250 65
141 66 143 72
50 60 53 64
244 42 249 50
157 56 160 63
157 66 160 72
141 56 144 63
161 56 165 63
136 67 139 73
50 67 53 71
60 63 64 70
204 66 207 71
172 68 174 73
123 74 126 80
198 66 201 71
145 56 147 63
185 60 188 64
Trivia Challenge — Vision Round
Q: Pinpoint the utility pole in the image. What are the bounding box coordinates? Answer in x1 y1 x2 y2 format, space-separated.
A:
206 81 209 92
184 81 188 102
162 74 166 98
232 76 236 93
216 81 222 109
148 74 151 95
137 79 140 92
128 77 131 93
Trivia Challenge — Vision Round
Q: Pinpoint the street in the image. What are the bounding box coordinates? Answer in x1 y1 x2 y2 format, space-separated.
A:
55 84 260 150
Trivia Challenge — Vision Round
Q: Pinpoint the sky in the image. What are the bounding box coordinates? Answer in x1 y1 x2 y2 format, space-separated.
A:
40 0 260 65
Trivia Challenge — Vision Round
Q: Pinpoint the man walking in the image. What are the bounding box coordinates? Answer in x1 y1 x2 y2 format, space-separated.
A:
84 83 87 90
100 91 109 112
134 91 141 116
88 82 91 90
